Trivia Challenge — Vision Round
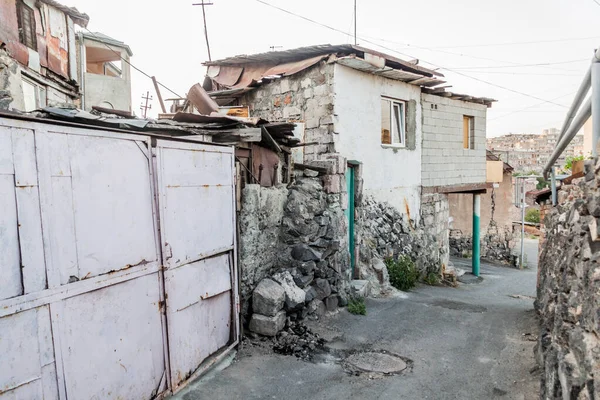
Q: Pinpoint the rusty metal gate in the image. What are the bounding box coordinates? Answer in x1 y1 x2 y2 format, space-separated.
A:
0 117 239 399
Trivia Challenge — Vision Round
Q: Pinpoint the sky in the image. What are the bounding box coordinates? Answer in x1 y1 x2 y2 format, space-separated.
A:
66 0 600 137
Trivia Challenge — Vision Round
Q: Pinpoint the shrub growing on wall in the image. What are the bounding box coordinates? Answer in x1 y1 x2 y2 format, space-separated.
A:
525 208 540 224
385 255 418 291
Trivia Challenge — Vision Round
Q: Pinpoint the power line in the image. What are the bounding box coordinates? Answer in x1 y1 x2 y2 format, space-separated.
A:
253 0 570 108
445 59 588 70
489 91 577 121
592 0 600 6
82 28 183 99
453 70 581 76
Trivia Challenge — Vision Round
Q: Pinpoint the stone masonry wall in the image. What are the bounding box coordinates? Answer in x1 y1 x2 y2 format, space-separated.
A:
536 160 600 399
0 48 24 111
240 62 335 162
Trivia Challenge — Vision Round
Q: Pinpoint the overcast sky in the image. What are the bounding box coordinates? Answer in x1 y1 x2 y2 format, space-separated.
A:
67 0 600 137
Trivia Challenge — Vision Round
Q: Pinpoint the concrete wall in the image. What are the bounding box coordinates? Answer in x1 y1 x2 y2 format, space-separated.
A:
84 73 131 112
334 64 423 219
449 171 516 235
421 93 487 188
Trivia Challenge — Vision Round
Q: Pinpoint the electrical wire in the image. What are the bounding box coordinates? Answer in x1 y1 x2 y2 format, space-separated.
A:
592 0 600 6
81 28 183 98
253 0 571 108
444 59 588 70
489 92 577 121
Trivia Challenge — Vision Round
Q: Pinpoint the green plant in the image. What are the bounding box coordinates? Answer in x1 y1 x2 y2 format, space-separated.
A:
525 208 540 224
564 154 585 171
536 177 549 190
423 272 440 286
385 255 418 291
347 297 367 315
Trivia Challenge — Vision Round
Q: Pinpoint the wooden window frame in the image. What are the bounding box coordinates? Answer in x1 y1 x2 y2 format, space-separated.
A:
381 97 406 147
17 0 37 50
463 115 475 150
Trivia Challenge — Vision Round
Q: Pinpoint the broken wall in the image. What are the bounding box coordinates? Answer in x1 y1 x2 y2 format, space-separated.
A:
536 160 600 399
0 49 24 110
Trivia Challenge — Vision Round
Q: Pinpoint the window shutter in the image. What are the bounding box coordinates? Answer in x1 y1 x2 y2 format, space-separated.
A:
406 100 417 150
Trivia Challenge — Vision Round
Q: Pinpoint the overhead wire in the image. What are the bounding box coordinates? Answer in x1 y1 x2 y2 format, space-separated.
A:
253 0 571 108
81 28 183 99
489 92 578 121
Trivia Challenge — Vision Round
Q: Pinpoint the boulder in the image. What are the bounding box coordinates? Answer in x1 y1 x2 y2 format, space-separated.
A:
313 278 332 300
304 286 318 303
324 295 339 311
253 279 285 317
307 299 326 317
249 311 286 336
273 270 306 310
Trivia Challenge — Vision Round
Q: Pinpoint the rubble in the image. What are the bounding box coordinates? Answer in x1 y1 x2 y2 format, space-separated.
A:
249 311 286 337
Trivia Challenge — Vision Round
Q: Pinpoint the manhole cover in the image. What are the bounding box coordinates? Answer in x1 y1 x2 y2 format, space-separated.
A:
344 351 407 374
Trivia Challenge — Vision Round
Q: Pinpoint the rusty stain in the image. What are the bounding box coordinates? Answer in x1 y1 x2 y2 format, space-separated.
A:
166 185 181 188
119 363 127 372
404 198 415 231
284 94 292 105
273 96 281 107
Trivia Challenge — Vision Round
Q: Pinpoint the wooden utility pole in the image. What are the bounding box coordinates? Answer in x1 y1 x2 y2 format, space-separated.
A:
192 2 214 61
151 76 167 113
140 91 152 118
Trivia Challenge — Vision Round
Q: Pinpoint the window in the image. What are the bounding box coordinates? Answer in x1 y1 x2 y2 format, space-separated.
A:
381 98 406 146
17 0 37 50
22 78 45 111
463 115 475 149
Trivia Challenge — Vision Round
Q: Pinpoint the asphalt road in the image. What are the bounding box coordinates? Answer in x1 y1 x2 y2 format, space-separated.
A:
175 256 540 400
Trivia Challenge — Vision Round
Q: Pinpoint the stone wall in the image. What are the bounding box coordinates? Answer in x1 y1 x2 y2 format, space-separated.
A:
0 48 24 111
536 160 600 399
240 62 335 163
449 223 516 266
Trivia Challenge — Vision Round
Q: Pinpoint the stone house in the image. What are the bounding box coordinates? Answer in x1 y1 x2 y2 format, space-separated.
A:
0 1 132 113
204 45 494 311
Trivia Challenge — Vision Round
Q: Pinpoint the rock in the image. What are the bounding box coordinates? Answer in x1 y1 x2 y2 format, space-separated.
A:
291 244 322 261
249 311 286 337
253 279 285 317
324 295 339 311
351 280 370 297
304 286 318 302
293 272 314 288
303 169 319 178
307 299 326 317
313 278 332 300
297 261 316 275
272 271 306 310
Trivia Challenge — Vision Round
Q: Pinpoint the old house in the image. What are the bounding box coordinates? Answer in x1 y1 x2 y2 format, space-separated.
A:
448 151 516 264
203 44 494 317
0 0 89 110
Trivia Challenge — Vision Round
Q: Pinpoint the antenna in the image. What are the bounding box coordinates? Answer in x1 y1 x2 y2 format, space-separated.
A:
192 2 214 61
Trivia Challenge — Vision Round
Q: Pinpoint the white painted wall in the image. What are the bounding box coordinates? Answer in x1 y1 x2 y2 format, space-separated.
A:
333 64 423 220
84 72 131 112
421 93 487 187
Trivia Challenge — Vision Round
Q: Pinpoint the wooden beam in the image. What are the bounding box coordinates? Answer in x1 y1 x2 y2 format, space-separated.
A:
211 128 261 144
151 76 167 113
261 126 282 153
294 163 329 174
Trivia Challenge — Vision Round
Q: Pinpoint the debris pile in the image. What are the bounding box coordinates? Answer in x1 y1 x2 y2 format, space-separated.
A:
273 320 325 361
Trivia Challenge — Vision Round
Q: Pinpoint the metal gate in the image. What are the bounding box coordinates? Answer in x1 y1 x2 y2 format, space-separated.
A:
0 117 239 399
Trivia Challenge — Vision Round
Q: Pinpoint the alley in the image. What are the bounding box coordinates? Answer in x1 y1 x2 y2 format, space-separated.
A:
176 258 539 400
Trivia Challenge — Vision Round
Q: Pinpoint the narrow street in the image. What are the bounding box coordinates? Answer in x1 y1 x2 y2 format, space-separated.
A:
176 248 540 400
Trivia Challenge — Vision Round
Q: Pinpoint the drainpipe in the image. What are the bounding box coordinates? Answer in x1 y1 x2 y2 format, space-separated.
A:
78 32 86 110
551 166 557 206
472 193 481 276
520 180 526 268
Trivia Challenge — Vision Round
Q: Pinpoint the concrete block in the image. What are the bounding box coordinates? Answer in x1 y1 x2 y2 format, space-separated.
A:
249 311 286 337
323 174 342 194
253 279 285 317
308 160 335 174
283 106 302 118
306 118 320 129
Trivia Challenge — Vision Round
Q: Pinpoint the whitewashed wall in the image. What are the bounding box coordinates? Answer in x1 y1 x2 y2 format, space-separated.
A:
333 64 423 220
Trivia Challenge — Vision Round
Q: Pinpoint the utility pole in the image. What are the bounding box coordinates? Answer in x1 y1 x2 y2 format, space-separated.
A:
192 2 214 61
354 0 357 45
269 45 283 51
140 91 152 118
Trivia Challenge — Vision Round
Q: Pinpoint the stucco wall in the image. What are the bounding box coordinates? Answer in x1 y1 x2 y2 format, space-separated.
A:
421 93 487 187
449 171 516 234
333 64 423 219
84 73 131 112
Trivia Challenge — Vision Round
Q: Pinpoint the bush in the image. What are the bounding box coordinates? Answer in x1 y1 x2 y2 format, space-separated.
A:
423 272 440 286
525 208 540 224
385 255 418 291
564 155 585 171
347 297 366 315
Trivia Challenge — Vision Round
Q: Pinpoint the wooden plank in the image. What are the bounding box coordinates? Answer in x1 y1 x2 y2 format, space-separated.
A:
211 128 261 144
261 126 282 153
152 76 167 114
294 163 328 174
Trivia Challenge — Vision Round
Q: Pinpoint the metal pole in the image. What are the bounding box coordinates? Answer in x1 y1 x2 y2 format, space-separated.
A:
520 178 525 268
472 193 481 277
551 166 557 206
354 0 357 45
557 67 591 144
592 58 600 157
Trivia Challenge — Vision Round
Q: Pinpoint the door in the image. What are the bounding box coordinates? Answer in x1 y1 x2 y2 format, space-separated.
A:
345 166 356 276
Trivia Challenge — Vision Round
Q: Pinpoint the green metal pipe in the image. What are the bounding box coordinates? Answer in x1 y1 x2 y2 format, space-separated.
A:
472 193 481 276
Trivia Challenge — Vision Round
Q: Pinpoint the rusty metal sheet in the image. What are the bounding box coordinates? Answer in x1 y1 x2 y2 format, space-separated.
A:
232 64 271 89
186 83 220 115
263 54 328 77
209 65 243 87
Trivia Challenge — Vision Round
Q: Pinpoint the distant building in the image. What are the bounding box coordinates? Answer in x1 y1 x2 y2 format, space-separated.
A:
487 129 585 173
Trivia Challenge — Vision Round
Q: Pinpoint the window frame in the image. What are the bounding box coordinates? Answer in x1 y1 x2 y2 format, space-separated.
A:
17 0 37 50
463 115 475 150
381 97 407 148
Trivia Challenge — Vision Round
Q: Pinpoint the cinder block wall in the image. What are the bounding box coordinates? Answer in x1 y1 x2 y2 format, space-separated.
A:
421 94 487 187
239 62 335 162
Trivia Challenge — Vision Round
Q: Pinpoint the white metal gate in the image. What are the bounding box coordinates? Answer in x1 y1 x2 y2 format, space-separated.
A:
0 117 239 399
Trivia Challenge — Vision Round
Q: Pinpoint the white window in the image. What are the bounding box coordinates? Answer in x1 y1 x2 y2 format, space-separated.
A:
381 98 406 146
22 78 46 112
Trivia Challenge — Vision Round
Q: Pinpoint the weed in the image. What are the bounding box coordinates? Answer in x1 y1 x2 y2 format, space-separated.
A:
385 255 418 291
347 297 367 315
423 272 440 286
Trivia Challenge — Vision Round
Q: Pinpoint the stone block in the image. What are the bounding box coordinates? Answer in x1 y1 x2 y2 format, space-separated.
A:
304 286 318 302
293 272 314 288
253 279 285 317
300 78 312 89
320 115 336 125
273 270 306 310
291 244 322 261
307 299 326 317
323 174 342 194
306 117 320 129
313 84 330 97
303 88 313 99
351 279 371 298
313 278 332 300
249 311 286 337
280 79 291 93
324 295 339 311
283 106 301 118
307 160 335 174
